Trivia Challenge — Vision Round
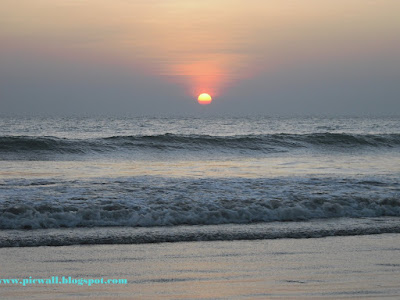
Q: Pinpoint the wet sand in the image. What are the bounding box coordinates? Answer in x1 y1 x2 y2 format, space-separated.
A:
1 233 399 299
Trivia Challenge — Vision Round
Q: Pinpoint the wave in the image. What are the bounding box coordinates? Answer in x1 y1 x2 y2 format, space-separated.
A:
1 133 400 157
1 173 399 230
1 217 399 247
1 193 399 230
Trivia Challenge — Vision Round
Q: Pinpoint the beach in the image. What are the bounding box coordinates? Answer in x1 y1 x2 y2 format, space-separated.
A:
1 233 399 299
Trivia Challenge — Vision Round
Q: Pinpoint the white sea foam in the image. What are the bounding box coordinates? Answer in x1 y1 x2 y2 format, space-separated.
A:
1 176 399 230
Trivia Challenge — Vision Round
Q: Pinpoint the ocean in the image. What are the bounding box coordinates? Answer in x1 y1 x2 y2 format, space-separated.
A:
0 115 399 247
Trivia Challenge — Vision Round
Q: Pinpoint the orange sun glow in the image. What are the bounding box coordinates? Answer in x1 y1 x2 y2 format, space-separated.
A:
197 93 212 105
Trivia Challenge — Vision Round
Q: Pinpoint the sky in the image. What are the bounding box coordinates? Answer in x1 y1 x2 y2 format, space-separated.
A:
0 0 399 115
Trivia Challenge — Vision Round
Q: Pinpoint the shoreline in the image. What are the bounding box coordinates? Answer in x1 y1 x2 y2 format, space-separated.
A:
1 233 399 299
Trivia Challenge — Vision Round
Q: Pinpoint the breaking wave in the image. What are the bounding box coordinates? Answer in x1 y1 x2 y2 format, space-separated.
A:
1 190 399 230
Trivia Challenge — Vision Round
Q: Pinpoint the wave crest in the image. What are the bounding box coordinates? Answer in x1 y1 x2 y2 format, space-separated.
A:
1 133 399 156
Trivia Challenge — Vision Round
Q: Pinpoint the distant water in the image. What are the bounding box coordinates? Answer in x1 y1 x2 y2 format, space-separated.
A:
0 115 399 247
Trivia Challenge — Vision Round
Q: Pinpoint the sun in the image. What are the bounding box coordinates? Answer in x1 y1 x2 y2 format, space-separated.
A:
197 93 212 105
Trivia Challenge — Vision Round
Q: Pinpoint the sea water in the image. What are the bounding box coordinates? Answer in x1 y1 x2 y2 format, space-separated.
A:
0 115 399 246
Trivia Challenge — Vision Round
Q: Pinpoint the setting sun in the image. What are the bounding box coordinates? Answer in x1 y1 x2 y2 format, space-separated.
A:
197 93 212 105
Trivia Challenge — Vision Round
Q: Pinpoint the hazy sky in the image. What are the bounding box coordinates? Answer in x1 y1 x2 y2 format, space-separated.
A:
1 0 399 115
